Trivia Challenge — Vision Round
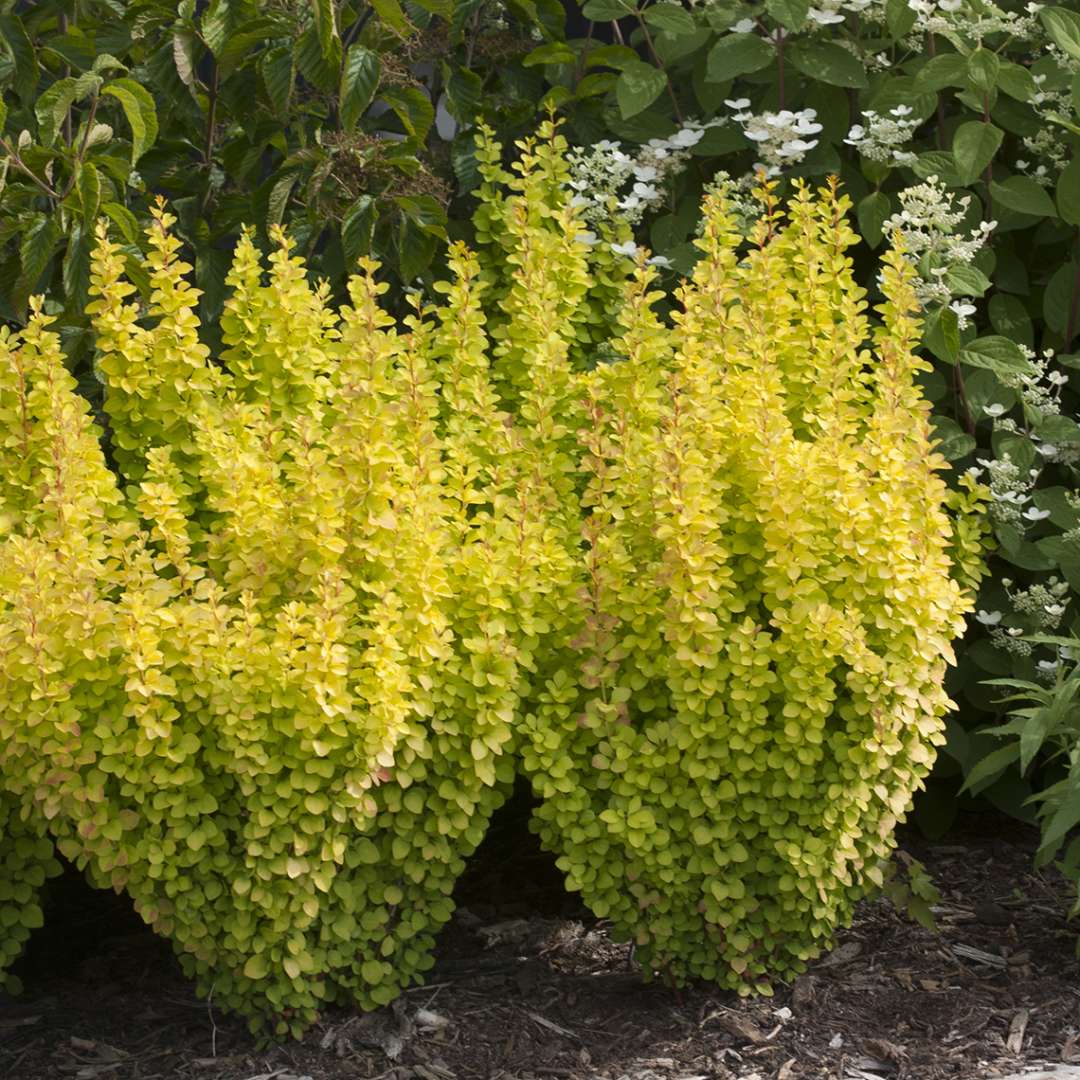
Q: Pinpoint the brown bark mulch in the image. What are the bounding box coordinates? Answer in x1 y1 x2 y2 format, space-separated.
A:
1 814 1077 1080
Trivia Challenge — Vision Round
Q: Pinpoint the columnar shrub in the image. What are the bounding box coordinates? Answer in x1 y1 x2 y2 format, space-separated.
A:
512 171 987 992
0 208 534 1035
0 125 983 1031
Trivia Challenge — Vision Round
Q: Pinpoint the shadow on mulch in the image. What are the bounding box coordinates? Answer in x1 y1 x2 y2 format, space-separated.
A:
0 801 1077 1080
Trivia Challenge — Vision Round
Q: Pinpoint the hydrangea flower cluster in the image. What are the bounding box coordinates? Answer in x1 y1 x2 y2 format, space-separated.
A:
724 100 822 175
881 176 995 307
804 0 874 24
976 580 1070 659
969 452 1038 528
1018 76 1076 183
566 123 718 230
844 107 919 167
997 347 1069 416
906 0 1043 38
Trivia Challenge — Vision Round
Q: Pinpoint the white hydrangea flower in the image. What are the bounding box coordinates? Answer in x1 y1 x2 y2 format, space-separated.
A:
730 106 822 174
843 107 920 167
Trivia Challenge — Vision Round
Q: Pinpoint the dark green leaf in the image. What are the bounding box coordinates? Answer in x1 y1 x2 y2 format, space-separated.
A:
788 42 867 89
101 201 139 244
960 335 1036 377
217 18 284 79
312 0 338 59
996 61 1036 102
952 121 1002 185
294 23 338 92
766 0 809 30
369 0 411 35
959 742 1020 795
395 194 447 239
1057 160 1080 226
266 172 296 229
615 61 668 119
78 162 101 229
1042 261 1079 337
397 215 436 281
931 415 976 460
585 45 640 70
885 0 917 39
200 0 232 57
62 224 91 313
924 305 960 364
581 0 637 17
1041 7 1080 61
340 45 380 131
966 47 999 94
102 78 158 164
1039 784 1080 855
18 214 60 301
988 294 1033 347
341 194 375 266
260 46 293 114
990 174 1058 218
944 263 991 297
915 53 967 93
522 42 576 66
705 33 773 82
381 85 434 141
0 15 39 105
856 191 891 249
643 3 698 35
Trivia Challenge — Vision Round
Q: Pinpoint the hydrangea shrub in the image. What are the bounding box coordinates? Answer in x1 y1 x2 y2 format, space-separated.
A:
0 125 983 1027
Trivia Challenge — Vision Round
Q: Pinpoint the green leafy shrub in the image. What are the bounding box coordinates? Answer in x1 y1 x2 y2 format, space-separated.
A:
962 632 1080 932
0 0 566 360
0 123 982 1030
0 792 59 993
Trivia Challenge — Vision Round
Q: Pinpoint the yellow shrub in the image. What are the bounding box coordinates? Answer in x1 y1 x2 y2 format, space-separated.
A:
0 123 982 1030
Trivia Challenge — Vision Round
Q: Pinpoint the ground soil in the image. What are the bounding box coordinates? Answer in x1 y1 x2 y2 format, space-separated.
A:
1 807 1077 1080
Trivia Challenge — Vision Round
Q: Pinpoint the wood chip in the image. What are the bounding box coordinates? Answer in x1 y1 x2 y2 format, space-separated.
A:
1006 1008 1030 1055
526 1011 578 1040
864 1039 908 1063
819 940 863 968
777 1059 797 1080
951 943 1007 968
706 1011 769 1045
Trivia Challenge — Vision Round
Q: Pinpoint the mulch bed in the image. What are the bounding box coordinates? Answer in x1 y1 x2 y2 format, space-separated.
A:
1 812 1077 1080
